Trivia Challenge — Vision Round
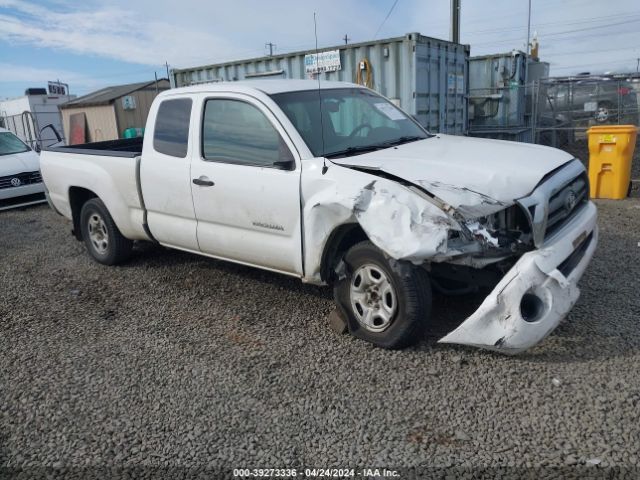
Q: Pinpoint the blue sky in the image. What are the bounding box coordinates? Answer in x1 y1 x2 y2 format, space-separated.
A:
1 0 639 99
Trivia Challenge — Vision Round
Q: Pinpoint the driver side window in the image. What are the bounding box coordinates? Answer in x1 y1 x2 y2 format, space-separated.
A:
202 99 294 168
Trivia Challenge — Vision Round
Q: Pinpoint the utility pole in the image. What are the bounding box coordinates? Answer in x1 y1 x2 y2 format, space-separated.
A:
265 42 276 56
450 0 460 44
637 57 639 73
165 61 170 82
526 0 532 54
343 34 350 45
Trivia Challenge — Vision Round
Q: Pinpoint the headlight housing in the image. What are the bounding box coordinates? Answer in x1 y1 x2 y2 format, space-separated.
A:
463 204 533 251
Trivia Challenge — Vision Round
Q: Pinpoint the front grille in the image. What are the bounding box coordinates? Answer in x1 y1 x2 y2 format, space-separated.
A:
0 171 42 190
517 160 589 247
544 171 589 239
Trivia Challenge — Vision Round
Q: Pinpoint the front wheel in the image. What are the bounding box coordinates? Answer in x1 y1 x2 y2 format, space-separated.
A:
334 241 432 349
80 198 133 265
594 102 614 123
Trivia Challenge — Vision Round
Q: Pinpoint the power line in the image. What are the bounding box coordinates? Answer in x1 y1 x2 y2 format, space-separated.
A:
373 0 399 39
436 0 599 30
545 45 640 57
551 58 639 71
465 11 640 36
539 18 640 37
473 18 640 47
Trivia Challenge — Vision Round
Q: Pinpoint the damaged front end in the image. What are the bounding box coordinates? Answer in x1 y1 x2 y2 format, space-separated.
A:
438 211 597 353
438 159 597 353
304 158 597 354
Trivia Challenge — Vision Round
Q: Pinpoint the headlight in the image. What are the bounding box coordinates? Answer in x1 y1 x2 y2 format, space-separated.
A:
463 205 533 251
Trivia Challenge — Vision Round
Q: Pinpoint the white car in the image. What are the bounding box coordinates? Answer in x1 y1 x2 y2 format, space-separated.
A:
0 127 45 210
40 80 597 354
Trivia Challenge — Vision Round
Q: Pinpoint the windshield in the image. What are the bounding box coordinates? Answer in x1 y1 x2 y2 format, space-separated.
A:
270 88 429 158
0 132 29 156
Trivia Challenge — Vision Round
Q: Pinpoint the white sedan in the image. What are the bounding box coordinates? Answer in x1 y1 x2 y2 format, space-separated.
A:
0 127 45 210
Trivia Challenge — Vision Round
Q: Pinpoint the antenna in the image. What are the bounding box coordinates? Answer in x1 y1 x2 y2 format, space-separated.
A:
314 12 328 175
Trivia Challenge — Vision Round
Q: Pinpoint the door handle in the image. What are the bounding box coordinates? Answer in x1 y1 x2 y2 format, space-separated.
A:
193 177 214 186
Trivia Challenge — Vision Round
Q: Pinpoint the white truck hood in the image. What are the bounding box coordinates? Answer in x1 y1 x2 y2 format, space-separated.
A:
1 150 41 175
330 134 574 217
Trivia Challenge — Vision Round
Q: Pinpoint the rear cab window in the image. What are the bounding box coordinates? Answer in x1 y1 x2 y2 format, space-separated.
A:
153 98 193 158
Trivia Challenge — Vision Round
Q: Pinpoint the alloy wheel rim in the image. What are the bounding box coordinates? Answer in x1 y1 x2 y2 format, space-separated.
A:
349 263 397 332
88 213 109 254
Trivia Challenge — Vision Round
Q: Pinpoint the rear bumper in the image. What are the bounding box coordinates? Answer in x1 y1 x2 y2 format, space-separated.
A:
438 201 598 354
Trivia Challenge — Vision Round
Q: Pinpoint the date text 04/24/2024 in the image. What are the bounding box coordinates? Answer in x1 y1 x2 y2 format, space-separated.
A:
232 468 400 478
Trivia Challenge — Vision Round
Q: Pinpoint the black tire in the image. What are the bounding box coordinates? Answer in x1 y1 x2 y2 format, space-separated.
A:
333 241 432 349
80 198 133 265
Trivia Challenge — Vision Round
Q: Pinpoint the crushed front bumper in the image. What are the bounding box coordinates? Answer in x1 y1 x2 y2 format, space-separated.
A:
439 201 598 354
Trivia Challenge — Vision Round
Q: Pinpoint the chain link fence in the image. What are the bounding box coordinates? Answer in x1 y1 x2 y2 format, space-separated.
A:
1 109 66 149
469 74 640 182
535 76 639 179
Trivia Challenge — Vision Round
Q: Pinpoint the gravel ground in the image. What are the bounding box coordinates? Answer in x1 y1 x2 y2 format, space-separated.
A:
1 201 640 479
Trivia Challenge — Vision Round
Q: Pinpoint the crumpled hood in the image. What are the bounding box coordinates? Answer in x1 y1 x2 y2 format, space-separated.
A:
0 150 41 175
331 134 574 217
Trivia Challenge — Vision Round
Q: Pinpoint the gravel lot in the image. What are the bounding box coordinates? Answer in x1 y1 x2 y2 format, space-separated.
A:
1 200 640 479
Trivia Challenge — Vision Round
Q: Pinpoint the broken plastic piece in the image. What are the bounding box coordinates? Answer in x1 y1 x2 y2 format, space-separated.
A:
439 204 598 354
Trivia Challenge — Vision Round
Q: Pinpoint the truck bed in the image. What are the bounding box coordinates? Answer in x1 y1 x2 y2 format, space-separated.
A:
45 138 143 158
40 139 148 241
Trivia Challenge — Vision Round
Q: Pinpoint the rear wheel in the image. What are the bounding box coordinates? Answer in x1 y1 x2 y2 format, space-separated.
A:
334 241 431 349
80 198 132 265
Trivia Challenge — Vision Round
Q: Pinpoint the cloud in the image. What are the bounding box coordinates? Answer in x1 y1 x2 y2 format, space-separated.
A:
0 0 638 80
0 0 390 69
0 0 240 67
0 62 104 89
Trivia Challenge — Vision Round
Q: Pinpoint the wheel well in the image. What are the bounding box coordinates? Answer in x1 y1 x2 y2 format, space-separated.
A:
320 223 368 284
69 187 97 240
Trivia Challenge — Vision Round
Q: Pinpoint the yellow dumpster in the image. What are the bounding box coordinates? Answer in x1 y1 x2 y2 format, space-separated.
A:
587 125 638 199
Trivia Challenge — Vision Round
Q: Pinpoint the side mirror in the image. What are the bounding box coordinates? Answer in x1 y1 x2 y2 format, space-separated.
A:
275 136 295 170
273 159 295 171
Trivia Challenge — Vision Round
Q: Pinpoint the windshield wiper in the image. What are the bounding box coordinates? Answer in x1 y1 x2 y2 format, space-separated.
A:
324 145 387 159
377 135 427 147
324 135 429 159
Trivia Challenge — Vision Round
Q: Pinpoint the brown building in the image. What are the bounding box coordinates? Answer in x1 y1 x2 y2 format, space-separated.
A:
60 79 170 144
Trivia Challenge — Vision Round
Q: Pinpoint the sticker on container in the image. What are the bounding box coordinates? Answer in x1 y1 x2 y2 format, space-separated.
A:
374 102 405 120
304 50 341 74
600 134 616 144
447 73 456 94
584 101 597 112
456 74 465 94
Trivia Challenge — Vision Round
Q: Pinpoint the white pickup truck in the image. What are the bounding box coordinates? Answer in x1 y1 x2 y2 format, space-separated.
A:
41 80 598 354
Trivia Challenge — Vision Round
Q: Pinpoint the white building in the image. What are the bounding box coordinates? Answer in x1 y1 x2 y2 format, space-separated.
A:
0 87 75 149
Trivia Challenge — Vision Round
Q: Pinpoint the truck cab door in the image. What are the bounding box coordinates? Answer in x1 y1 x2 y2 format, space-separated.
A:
190 93 303 275
140 96 199 251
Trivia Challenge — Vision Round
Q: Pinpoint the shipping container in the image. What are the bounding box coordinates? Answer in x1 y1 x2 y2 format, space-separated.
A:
171 33 469 135
467 51 548 135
